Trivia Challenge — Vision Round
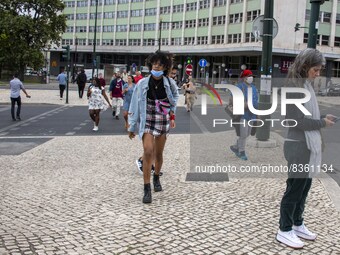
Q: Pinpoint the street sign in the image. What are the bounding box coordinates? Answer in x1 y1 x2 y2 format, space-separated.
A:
185 64 193 76
252 15 279 41
132 63 136 68
199 58 207 67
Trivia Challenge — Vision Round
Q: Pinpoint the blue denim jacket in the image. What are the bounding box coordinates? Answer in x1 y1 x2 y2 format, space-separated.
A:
237 82 258 121
128 76 179 139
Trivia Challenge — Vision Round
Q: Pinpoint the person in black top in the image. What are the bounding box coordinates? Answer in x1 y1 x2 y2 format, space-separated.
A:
76 69 87 98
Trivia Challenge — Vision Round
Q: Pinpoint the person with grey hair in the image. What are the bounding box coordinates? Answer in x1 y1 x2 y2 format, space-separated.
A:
276 48 336 249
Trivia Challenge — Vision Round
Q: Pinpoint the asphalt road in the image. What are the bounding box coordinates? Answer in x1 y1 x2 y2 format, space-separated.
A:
0 103 339 185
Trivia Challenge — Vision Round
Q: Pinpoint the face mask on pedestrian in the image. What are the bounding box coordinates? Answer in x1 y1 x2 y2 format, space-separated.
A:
151 70 164 78
245 76 253 84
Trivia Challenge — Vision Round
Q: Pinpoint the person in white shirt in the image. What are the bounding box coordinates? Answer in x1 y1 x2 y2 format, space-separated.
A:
9 74 31 121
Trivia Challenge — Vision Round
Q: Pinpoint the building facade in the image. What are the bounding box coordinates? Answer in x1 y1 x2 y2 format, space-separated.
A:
51 0 340 83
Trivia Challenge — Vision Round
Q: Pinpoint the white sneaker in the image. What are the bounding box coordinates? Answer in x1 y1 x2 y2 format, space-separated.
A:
276 230 304 249
93 126 98 131
293 224 317 241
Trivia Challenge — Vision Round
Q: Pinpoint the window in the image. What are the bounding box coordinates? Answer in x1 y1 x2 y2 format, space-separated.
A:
129 39 141 46
102 39 114 45
90 0 103 6
173 4 184 13
65 1 75 7
186 2 197 12
305 9 311 20
61 39 72 45
77 1 87 7
115 39 127 46
144 23 156 31
131 9 144 17
88 39 100 46
197 36 208 45
160 6 171 14
245 32 257 42
116 25 128 32
104 0 115 5
161 22 171 30
104 12 115 19
184 37 195 45
321 12 331 23
76 26 87 33
335 36 340 47
145 8 157 16
130 24 142 31
303 33 308 43
131 0 143 2
90 13 102 19
77 39 86 46
321 35 329 46
103 25 115 32
117 11 128 18
172 21 182 29
66 26 74 33
227 33 241 43
143 39 154 46
185 20 196 28
199 0 210 9
102 54 113 64
212 35 224 44
198 17 209 27
247 10 260 22
336 14 340 24
332 61 340 78
161 38 169 46
89 26 101 32
230 0 243 3
213 16 226 26
66 14 74 20
229 13 243 23
171 37 181 45
214 0 226 7
76 13 88 20
118 0 129 3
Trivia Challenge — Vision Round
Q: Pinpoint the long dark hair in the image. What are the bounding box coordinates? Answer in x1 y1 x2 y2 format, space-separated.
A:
93 77 101 87
128 75 135 83
146 51 174 76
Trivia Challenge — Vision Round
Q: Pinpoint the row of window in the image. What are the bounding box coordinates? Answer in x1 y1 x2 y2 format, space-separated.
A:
61 32 257 46
64 0 243 8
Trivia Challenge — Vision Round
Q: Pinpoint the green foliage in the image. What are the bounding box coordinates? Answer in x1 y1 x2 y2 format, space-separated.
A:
0 0 66 75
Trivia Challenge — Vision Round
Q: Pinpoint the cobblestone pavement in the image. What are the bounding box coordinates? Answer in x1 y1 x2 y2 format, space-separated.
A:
0 133 339 255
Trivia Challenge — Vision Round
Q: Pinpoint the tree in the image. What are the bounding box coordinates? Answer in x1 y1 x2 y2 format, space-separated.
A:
0 0 66 79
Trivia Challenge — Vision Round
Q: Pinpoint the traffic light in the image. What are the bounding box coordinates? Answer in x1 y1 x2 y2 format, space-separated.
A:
62 45 70 62
186 57 192 64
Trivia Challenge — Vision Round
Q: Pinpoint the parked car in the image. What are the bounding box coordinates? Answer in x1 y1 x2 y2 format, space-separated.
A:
318 84 340 96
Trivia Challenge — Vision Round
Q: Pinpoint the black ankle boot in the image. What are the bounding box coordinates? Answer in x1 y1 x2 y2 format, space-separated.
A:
153 174 162 192
143 183 152 203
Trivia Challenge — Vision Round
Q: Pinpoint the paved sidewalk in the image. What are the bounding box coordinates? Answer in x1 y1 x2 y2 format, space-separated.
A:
0 132 339 255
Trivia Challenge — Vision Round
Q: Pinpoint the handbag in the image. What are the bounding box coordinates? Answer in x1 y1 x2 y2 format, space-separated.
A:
150 78 171 115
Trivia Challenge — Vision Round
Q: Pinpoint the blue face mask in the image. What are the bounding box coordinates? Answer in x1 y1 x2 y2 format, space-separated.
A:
151 70 164 77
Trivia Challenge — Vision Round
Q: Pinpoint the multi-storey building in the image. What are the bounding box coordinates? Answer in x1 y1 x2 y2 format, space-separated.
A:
51 0 340 82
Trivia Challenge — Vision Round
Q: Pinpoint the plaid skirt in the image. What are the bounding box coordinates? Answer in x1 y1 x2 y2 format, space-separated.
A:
144 98 170 136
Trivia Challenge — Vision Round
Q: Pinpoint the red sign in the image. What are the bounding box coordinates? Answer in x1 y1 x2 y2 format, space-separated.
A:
185 64 193 76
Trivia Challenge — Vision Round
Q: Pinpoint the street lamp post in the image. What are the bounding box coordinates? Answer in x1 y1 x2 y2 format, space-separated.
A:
158 18 162 52
91 0 99 79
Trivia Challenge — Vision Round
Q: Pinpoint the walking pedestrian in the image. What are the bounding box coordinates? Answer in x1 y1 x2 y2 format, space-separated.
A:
128 51 179 204
276 48 335 249
57 68 67 100
122 75 136 129
229 69 258 161
109 71 125 120
76 69 87 98
87 77 111 132
9 73 31 121
181 75 196 112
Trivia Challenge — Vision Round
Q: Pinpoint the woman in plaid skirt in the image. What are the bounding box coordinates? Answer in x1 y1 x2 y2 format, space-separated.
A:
128 51 179 204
